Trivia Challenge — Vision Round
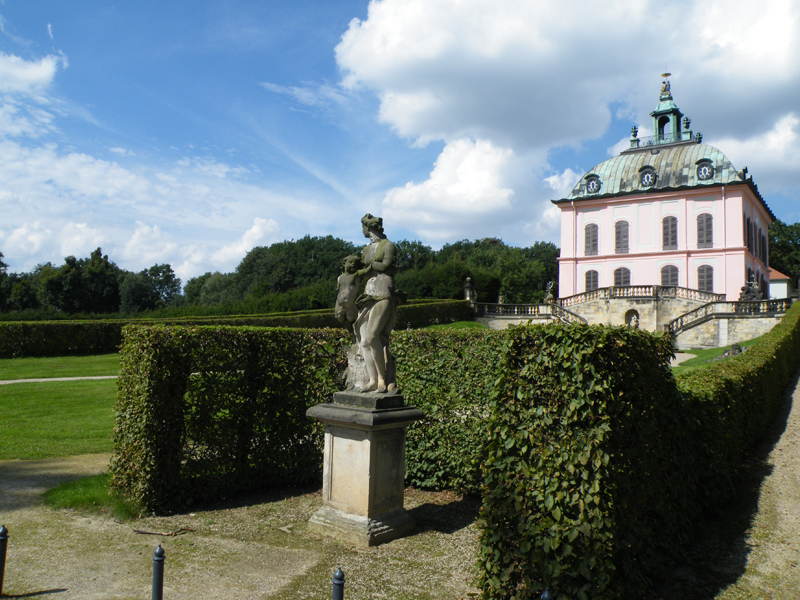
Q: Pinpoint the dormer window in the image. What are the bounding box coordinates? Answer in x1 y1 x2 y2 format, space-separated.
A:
639 166 657 188
584 175 601 194
696 159 714 181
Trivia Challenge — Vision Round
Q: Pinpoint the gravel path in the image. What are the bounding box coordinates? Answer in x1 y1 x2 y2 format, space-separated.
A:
0 457 480 599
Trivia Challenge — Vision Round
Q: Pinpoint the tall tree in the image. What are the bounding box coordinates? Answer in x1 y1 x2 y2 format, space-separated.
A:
0 252 8 310
769 220 800 283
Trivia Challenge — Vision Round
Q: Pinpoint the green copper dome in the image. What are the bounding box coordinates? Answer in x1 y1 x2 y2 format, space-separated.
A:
562 142 744 200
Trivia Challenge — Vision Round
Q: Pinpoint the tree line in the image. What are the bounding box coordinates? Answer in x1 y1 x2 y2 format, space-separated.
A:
0 235 560 319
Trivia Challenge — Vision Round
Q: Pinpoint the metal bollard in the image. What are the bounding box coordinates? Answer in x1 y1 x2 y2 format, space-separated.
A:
332 567 345 600
541 587 554 600
152 544 165 600
0 525 8 596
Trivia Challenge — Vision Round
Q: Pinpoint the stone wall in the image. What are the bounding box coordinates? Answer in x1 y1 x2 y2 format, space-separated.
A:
674 314 785 350
566 296 708 331
475 315 553 330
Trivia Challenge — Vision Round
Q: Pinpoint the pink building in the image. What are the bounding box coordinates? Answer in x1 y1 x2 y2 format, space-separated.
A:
553 79 775 303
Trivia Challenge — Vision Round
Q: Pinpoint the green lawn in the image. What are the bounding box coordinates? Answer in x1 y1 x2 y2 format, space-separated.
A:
0 379 118 459
0 353 120 380
673 336 763 376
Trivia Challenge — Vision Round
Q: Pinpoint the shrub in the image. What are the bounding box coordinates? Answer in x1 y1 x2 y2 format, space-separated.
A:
478 323 693 599
110 320 496 512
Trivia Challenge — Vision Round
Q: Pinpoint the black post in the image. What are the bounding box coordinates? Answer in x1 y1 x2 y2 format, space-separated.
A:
0 525 8 597
332 567 345 600
540 588 553 600
152 544 165 600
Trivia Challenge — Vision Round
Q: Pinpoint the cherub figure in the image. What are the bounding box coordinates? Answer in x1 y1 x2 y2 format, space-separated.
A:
335 254 363 334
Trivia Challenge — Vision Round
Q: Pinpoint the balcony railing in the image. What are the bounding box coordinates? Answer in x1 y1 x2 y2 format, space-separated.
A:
665 299 791 335
472 302 587 324
558 286 725 308
630 131 695 148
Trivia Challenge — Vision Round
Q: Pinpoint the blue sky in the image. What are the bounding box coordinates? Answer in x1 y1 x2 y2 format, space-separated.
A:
1 0 799 281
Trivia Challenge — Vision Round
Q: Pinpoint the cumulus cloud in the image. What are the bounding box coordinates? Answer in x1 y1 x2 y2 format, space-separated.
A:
59 222 107 257
211 217 281 267
4 222 53 255
383 138 515 243
545 168 581 200
121 222 179 264
0 52 65 95
709 113 800 192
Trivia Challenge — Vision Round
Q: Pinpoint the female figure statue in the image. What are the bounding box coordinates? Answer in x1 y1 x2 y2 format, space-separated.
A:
353 214 398 393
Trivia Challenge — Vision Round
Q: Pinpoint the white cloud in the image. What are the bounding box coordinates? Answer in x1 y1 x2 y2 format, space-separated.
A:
383 138 515 243
0 52 65 95
175 156 249 178
5 222 53 255
122 222 179 265
260 81 348 107
59 222 107 258
109 147 134 156
545 168 580 200
211 217 281 267
47 23 53 40
709 113 800 191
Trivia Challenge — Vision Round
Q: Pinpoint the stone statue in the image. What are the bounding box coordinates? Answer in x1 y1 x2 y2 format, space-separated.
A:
543 281 555 304
344 214 399 394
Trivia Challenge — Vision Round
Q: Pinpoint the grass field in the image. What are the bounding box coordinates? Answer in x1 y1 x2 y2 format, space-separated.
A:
0 353 120 380
425 320 488 330
0 379 118 460
673 336 763 376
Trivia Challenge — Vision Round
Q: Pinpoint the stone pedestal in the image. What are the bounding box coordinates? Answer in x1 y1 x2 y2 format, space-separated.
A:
306 390 424 546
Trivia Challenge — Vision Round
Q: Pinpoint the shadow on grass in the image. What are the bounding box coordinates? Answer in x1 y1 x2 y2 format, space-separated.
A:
644 369 797 599
408 494 481 535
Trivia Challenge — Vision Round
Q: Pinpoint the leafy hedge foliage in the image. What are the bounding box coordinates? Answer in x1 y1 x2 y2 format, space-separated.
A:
110 326 348 512
675 301 800 504
111 321 497 512
394 329 506 492
478 303 800 600
479 323 693 599
0 299 470 358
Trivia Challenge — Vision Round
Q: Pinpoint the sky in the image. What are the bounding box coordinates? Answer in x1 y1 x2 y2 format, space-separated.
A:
1 0 799 282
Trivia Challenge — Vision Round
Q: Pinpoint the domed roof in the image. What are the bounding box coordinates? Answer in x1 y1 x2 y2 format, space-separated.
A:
563 141 745 200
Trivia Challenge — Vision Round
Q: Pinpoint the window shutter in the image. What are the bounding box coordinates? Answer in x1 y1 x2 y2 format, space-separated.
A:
585 270 598 291
698 266 713 293
616 221 629 254
698 214 713 248
661 265 678 286
585 224 598 256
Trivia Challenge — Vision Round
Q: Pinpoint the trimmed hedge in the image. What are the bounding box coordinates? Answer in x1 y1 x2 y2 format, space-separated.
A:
0 299 471 358
110 323 498 512
479 323 694 599
478 303 800 600
111 326 347 512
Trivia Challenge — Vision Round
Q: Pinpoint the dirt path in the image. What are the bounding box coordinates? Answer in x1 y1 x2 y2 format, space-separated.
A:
0 456 480 599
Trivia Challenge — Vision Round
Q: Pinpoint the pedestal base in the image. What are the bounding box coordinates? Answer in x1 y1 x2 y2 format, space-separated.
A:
308 505 417 547
306 391 424 547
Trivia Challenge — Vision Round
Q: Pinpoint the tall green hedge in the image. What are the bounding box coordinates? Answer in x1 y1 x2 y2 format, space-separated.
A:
110 322 498 512
0 299 471 358
478 303 800 600
478 323 694 599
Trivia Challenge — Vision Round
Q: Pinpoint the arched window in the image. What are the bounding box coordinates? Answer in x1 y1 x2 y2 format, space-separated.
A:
698 265 714 293
658 116 670 141
615 221 629 254
662 216 678 250
584 224 598 256
585 270 599 292
613 267 631 287
697 213 713 248
661 265 678 287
